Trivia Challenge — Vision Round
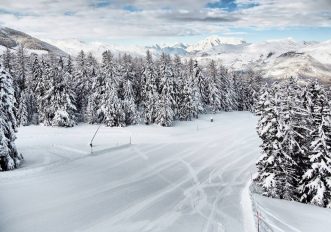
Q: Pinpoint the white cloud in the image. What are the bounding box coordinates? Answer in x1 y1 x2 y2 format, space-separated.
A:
0 0 329 42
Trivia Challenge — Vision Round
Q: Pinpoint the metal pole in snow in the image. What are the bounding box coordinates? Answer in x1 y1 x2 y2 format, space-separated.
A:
256 211 260 232
90 124 102 148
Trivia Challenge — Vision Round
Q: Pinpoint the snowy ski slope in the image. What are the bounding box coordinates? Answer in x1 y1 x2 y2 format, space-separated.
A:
1 112 330 232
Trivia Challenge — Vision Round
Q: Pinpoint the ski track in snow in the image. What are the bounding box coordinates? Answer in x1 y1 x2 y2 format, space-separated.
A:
0 112 260 232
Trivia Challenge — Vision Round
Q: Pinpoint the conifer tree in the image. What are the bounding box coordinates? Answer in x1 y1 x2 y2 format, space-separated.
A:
277 77 309 200
14 45 27 96
254 84 269 116
143 51 158 124
155 73 174 127
173 55 183 118
299 81 331 208
255 82 283 198
193 60 208 109
218 65 231 111
101 80 125 127
87 73 106 124
17 90 29 126
178 75 194 121
206 60 221 113
2 47 13 75
41 58 76 127
74 50 90 121
0 65 23 171
186 59 203 117
123 79 138 125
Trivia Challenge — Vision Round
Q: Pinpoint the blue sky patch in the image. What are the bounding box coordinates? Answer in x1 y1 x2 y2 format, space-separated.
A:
123 5 141 12
206 0 259 12
92 0 111 8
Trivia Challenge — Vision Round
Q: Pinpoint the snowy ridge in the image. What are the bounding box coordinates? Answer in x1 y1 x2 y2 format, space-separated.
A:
0 27 67 56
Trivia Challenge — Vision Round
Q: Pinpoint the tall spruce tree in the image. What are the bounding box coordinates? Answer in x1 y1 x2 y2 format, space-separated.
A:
41 58 76 127
143 51 158 124
277 77 309 200
123 79 138 125
101 80 125 127
2 47 13 75
155 71 175 127
193 60 209 109
206 60 221 113
178 74 194 121
74 50 90 121
255 82 283 198
299 81 331 208
0 65 23 171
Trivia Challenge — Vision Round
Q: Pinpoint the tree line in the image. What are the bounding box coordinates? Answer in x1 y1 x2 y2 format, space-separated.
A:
2 46 262 128
0 46 262 171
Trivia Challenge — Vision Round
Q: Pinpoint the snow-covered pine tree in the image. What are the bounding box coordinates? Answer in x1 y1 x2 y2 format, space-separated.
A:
224 71 239 111
206 60 221 113
299 81 331 208
117 53 135 102
158 53 176 111
186 59 203 118
13 45 27 97
86 75 105 124
178 72 194 121
30 54 43 92
17 90 29 126
142 51 159 124
22 53 41 125
155 70 175 127
254 83 269 116
0 65 23 171
65 55 74 75
14 46 37 126
2 47 14 75
123 79 138 125
255 82 283 198
101 80 125 127
193 60 208 109
87 51 116 124
41 58 76 127
238 71 251 111
86 52 99 78
35 58 51 123
232 71 249 111
217 65 231 111
172 55 183 118
129 56 144 106
246 69 262 112
277 77 309 200
73 50 91 121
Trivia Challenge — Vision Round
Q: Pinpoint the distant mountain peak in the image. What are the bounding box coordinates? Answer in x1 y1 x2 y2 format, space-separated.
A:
187 35 246 52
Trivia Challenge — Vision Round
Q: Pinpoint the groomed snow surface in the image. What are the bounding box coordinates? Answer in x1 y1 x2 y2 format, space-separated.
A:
1 112 330 232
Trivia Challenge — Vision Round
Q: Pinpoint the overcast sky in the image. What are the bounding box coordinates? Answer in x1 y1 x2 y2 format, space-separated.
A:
0 0 330 45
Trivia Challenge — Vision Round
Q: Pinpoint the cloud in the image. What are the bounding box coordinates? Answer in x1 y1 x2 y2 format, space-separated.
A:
0 0 329 42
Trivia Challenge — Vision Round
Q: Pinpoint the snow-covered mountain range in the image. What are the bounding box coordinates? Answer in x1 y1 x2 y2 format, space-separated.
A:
1 27 330 83
44 35 331 83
